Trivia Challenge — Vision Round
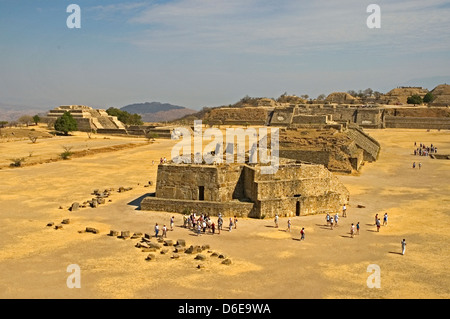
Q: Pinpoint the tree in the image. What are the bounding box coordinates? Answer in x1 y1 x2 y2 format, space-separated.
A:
317 94 326 101
106 107 143 125
423 92 434 103
300 94 309 100
347 90 357 97
32 115 41 125
407 94 423 105
0 121 8 128
363 88 374 97
18 115 33 126
54 111 78 135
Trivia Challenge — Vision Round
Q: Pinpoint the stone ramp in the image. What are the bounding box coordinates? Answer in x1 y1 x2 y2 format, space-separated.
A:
345 127 380 162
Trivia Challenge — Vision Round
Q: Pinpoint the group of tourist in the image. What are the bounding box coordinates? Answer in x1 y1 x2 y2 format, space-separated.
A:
181 212 238 235
151 206 407 254
413 142 438 156
153 216 175 238
159 157 168 164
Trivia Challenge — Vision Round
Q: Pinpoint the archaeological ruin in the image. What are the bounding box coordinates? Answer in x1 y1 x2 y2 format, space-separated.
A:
140 157 350 218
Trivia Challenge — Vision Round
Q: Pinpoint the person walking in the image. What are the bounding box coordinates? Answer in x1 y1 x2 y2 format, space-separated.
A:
383 213 388 226
300 228 305 241
229 218 233 232
374 213 378 225
419 162 422 170
412 162 416 169
342 204 347 218
401 239 407 255
170 216 174 231
274 214 279 228
326 213 330 226
376 218 381 232
218 216 223 234
287 219 291 232
197 222 202 236
233 216 238 229
154 223 159 238
334 213 339 227
350 223 355 238
330 216 334 230
211 222 215 234
162 224 167 238
356 222 360 235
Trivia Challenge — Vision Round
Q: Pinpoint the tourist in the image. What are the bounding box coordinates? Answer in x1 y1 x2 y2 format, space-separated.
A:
154 223 159 238
287 219 291 232
401 239 407 255
330 216 334 230
300 228 305 241
374 214 378 225
334 213 339 227
170 216 174 231
412 162 416 169
234 215 238 229
326 213 330 225
274 214 279 228
211 222 215 234
356 222 360 235
162 224 167 238
419 162 422 169
342 204 347 217
229 218 233 232
376 218 381 232
196 223 201 236
350 223 355 238
218 216 223 234
383 213 388 226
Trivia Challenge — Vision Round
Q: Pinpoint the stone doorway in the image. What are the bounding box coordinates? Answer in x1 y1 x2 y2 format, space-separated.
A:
296 201 300 216
199 186 205 201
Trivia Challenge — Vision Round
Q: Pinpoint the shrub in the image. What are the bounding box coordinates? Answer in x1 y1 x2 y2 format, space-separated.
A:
10 158 25 167
60 146 73 160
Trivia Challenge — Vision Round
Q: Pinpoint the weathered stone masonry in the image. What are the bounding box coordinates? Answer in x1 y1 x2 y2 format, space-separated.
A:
140 160 349 218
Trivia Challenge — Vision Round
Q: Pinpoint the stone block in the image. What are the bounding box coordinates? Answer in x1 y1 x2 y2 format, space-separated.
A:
86 227 99 234
221 259 232 265
70 202 79 211
120 231 130 238
195 254 206 261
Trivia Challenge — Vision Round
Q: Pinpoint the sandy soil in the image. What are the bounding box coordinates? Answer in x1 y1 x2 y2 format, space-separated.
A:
0 128 449 299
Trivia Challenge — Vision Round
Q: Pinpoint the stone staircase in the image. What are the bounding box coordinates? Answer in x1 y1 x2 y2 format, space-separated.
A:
345 127 380 162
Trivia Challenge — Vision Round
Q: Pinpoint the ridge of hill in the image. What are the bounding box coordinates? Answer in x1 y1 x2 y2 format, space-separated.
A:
120 102 197 122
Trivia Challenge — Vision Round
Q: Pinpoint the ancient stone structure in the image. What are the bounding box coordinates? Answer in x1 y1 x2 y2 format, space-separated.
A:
325 92 358 104
430 84 450 106
45 105 126 132
140 158 349 218
383 87 429 105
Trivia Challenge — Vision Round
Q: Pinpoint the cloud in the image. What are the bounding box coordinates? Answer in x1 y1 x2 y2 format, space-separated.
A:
103 0 446 57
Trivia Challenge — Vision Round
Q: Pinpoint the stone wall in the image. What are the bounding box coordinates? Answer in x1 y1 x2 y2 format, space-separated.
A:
278 150 331 167
141 161 349 219
140 197 254 217
345 127 380 161
384 116 450 129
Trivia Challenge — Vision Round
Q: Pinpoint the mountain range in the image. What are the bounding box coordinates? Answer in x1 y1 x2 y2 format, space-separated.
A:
120 102 197 123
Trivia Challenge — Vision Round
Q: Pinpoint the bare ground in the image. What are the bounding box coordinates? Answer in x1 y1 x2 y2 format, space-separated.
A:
0 128 449 299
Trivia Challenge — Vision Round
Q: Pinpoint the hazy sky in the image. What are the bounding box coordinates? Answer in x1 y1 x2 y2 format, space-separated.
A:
1 0 449 110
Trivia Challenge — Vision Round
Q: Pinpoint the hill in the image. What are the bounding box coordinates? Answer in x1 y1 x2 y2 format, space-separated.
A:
120 102 197 122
